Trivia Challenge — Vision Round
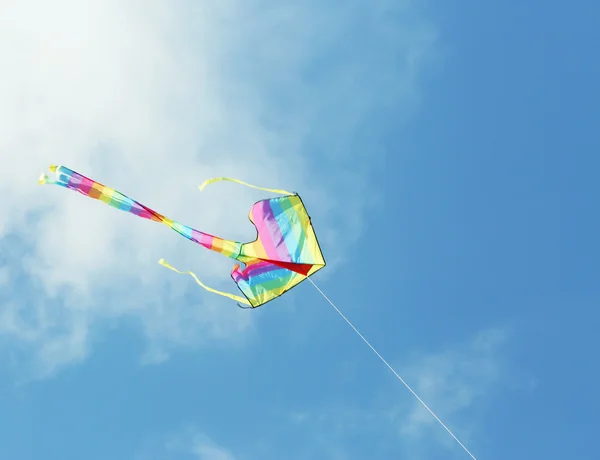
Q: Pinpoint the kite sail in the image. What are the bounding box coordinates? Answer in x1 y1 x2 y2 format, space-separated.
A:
38 164 325 308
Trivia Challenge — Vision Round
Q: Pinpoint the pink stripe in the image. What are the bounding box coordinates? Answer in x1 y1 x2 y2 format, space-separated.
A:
252 206 279 260
192 229 213 249
133 208 154 219
79 176 94 194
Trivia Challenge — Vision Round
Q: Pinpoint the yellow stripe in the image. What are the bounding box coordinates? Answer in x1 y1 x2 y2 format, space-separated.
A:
199 176 293 196
158 258 251 305
99 187 114 204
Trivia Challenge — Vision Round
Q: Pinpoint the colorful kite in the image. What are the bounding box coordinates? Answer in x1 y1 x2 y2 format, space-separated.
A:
38 164 326 308
36 165 479 459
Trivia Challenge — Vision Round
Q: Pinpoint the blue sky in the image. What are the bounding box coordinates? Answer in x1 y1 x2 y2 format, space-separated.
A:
1 0 599 459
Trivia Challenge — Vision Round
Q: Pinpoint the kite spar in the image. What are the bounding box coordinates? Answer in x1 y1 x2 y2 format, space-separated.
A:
38 164 477 459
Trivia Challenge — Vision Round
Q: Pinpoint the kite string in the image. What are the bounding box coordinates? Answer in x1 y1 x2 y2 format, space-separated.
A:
307 278 477 460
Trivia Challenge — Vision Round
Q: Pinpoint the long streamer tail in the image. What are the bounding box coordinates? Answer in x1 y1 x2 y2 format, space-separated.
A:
308 278 478 460
38 164 241 255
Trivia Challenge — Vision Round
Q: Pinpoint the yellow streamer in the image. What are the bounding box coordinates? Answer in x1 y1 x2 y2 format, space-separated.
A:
158 258 251 305
199 176 293 196
37 165 61 185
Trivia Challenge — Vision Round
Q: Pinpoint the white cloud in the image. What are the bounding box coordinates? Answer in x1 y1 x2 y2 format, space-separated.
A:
376 327 510 460
190 433 237 460
137 427 237 460
283 327 510 459
397 328 507 438
0 0 437 377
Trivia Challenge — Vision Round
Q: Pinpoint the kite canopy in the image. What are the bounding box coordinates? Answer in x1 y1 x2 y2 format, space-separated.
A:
38 164 325 308
232 193 325 306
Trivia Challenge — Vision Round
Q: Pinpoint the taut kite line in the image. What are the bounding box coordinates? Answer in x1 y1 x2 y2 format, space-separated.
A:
38 164 477 459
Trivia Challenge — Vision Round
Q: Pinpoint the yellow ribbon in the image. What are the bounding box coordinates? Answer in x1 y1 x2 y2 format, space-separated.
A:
199 176 293 196
158 258 251 305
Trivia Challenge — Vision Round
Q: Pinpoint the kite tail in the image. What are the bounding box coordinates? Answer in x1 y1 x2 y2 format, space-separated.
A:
158 258 251 306
199 176 293 196
37 164 242 259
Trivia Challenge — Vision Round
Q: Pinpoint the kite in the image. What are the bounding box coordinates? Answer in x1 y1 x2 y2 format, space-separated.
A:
37 165 478 459
38 164 326 308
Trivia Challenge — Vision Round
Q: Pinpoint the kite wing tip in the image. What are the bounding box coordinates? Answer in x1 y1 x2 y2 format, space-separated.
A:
37 173 48 185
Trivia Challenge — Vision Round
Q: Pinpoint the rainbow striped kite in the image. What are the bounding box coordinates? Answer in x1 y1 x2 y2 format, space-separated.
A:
38 165 326 308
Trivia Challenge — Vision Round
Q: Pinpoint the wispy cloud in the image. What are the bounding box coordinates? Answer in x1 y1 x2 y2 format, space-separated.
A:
398 328 507 436
0 0 437 378
138 427 237 460
188 434 237 460
283 327 512 459
391 327 509 458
